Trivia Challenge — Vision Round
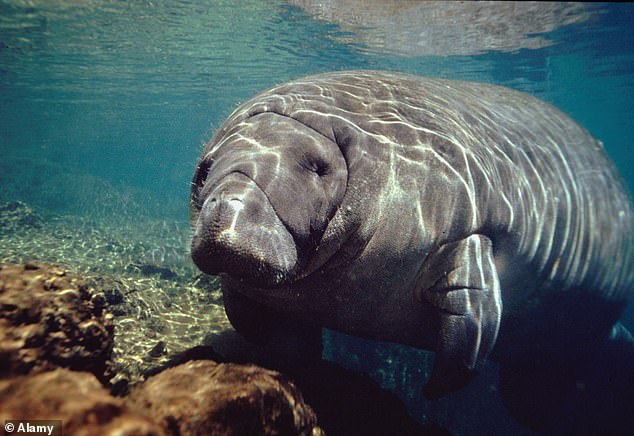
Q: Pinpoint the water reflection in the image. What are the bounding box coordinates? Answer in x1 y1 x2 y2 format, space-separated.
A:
290 1 598 56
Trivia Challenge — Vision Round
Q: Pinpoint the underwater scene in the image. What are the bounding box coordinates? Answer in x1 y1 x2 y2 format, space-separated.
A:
1 1 634 435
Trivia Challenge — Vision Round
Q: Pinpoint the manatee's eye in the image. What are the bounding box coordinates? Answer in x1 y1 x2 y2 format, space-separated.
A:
301 157 329 177
314 161 328 177
191 160 212 210
193 159 212 188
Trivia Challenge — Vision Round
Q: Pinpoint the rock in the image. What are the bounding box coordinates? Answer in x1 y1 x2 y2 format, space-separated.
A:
127 360 323 436
103 287 125 306
148 341 167 358
0 368 163 436
0 263 114 382
127 262 178 281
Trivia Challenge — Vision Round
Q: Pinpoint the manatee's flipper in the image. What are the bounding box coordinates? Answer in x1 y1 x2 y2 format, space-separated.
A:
416 234 502 399
222 279 323 369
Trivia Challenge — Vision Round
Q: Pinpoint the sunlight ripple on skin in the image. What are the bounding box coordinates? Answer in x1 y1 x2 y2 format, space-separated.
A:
220 198 245 237
190 71 634 406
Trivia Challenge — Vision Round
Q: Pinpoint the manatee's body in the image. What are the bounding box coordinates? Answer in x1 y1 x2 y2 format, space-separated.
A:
190 71 634 430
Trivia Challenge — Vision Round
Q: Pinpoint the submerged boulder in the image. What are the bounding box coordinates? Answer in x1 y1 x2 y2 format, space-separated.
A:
127 360 323 436
0 263 115 382
0 368 163 436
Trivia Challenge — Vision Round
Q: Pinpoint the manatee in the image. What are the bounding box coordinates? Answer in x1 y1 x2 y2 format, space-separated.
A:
190 71 634 431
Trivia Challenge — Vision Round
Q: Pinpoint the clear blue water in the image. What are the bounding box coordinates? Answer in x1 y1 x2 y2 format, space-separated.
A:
1 2 633 435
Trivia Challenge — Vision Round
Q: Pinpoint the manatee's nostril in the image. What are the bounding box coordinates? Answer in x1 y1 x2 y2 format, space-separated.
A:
214 194 243 207
199 196 219 222
224 198 245 215
200 193 244 225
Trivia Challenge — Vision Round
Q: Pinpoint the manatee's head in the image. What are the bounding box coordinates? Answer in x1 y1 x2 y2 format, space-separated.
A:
190 112 348 287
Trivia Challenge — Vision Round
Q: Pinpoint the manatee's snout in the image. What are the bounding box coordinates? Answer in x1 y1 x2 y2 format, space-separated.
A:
191 173 297 286
191 111 349 286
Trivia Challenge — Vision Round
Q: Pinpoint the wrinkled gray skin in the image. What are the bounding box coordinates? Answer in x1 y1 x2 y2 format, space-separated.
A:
191 71 634 399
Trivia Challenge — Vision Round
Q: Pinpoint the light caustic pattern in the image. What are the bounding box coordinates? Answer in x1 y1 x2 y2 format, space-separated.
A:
206 70 634 301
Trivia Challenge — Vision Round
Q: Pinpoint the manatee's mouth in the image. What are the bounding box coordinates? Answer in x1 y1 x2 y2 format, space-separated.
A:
191 172 298 287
